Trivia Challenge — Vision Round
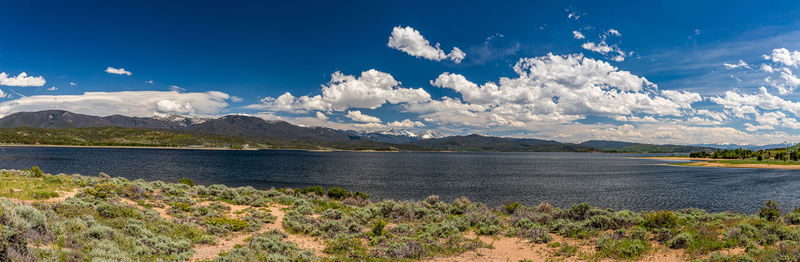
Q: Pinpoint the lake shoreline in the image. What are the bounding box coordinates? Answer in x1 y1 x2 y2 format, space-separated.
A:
672 161 800 169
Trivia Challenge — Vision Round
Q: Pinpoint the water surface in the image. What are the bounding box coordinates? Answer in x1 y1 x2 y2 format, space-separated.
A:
1 146 798 213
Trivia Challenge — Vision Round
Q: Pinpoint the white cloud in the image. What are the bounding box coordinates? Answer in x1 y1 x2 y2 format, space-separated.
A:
0 72 46 87
613 115 658 123
315 111 328 120
47 86 57 91
105 67 132 75
69 82 77 86
156 99 194 114
661 90 702 108
582 41 614 54
145 80 154 84
607 29 621 37
761 64 774 73
723 59 750 69
572 31 585 39
545 122 794 145
345 110 381 123
710 87 800 118
387 26 465 63
387 119 425 128
416 54 691 128
695 109 728 121
582 41 628 61
764 48 800 67
0 90 233 117
249 69 431 112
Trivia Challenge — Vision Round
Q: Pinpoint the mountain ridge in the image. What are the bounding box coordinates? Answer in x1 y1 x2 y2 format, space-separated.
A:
0 110 722 152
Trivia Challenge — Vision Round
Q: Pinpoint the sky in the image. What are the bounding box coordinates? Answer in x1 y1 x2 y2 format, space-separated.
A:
2 0 800 145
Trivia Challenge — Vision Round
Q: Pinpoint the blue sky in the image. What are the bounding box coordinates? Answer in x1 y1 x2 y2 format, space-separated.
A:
2 0 800 145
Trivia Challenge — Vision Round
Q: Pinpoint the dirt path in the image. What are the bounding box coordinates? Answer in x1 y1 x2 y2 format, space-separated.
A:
190 203 325 261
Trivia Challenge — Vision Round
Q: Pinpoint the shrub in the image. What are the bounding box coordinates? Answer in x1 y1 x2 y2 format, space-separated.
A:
596 234 650 259
324 236 367 257
643 210 679 229
327 187 351 200
556 243 578 257
759 200 781 222
84 182 123 199
786 208 800 225
353 191 370 200
630 226 648 240
301 186 325 196
178 178 194 187
371 219 387 237
669 232 693 249
204 216 248 232
382 238 424 259
568 203 592 220
29 166 44 178
504 201 522 214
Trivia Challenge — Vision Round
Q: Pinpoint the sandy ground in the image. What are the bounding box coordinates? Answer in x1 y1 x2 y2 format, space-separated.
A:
639 157 714 161
680 161 800 169
189 203 325 261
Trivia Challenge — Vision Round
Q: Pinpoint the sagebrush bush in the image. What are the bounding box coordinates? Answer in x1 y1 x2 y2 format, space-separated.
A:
644 210 679 229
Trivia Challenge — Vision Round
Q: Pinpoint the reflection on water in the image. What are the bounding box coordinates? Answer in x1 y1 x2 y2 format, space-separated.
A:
0 146 798 213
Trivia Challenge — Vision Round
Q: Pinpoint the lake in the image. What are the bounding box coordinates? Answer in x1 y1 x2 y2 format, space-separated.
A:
0 146 798 213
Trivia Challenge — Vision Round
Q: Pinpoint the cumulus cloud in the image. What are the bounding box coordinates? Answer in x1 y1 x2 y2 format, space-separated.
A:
249 69 431 112
387 119 425 128
723 59 751 69
315 111 328 120
105 67 132 75
543 122 795 145
387 26 465 63
0 72 46 87
156 99 193 114
607 29 621 36
47 86 57 91
572 31 585 39
695 109 728 121
660 90 702 108
345 110 381 123
764 48 800 67
416 54 693 128
69 82 77 86
582 40 628 61
0 90 233 117
710 87 800 118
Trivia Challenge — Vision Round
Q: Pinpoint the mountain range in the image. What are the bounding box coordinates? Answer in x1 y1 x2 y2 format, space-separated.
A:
0 110 736 152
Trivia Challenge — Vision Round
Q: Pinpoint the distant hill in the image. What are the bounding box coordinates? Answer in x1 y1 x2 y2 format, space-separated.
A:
0 111 722 152
413 134 595 152
0 110 177 129
580 140 715 153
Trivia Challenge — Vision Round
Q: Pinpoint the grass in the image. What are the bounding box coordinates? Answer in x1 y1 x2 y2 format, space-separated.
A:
2 166 800 261
0 170 75 200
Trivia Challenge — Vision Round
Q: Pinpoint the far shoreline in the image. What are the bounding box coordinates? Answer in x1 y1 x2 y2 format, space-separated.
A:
640 156 800 170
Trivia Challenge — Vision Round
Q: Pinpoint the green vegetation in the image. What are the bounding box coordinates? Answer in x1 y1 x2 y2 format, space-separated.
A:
2 167 800 261
690 147 800 162
0 126 430 151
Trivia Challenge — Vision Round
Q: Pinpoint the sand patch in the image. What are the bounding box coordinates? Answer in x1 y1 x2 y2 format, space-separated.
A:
190 203 325 261
681 161 800 169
